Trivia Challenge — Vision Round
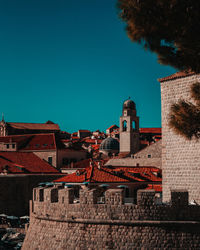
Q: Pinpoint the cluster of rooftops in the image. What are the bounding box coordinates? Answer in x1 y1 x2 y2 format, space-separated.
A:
0 104 162 191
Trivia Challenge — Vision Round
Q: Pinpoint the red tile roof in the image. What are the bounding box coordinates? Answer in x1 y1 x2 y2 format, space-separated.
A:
71 136 79 140
107 125 119 130
81 138 102 144
54 161 161 184
158 70 195 82
91 144 100 151
0 133 64 151
6 122 60 131
139 128 161 134
146 184 162 192
0 152 59 174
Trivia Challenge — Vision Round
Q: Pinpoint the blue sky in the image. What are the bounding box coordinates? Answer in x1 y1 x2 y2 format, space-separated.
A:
0 0 175 133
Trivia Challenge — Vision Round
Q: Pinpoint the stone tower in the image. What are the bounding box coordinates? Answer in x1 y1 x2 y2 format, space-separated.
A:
120 99 140 154
159 71 200 203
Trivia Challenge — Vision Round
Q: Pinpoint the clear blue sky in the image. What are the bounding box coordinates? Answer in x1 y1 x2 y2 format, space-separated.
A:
0 0 175 133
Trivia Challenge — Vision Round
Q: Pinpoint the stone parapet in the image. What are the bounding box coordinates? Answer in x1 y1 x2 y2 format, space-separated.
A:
22 187 200 250
31 187 200 222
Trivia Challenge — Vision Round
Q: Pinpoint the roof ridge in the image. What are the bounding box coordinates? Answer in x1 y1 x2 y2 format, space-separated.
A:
0 133 55 138
158 70 195 82
7 122 58 125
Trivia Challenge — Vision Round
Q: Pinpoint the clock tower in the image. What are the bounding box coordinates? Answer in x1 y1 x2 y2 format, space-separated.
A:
120 99 140 154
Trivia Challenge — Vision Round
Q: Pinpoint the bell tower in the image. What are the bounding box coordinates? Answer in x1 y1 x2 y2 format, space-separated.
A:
120 99 140 154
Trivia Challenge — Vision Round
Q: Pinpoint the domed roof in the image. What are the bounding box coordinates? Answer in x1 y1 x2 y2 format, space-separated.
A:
123 99 136 110
100 137 119 151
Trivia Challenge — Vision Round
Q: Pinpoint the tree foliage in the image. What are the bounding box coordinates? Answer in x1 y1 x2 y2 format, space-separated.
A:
118 0 200 73
169 82 200 139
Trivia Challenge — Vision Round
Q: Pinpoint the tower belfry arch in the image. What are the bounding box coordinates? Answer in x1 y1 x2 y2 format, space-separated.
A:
120 99 140 154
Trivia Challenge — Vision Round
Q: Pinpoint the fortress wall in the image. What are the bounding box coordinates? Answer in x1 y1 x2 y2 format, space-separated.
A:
23 187 200 249
160 74 200 202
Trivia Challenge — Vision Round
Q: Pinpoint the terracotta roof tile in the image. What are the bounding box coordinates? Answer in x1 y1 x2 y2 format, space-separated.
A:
158 70 195 82
139 128 161 134
0 152 59 174
146 184 162 192
6 122 60 131
0 133 64 151
54 161 161 184
107 125 119 130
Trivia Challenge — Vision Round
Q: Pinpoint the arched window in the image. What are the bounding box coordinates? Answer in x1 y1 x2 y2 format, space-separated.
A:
132 121 136 131
123 120 127 131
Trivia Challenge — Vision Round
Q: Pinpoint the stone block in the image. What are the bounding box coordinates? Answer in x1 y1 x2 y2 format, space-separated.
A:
105 189 124 205
58 188 74 204
137 190 156 206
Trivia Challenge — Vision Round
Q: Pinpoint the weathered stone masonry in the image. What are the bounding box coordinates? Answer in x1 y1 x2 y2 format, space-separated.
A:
23 186 200 249
160 74 200 203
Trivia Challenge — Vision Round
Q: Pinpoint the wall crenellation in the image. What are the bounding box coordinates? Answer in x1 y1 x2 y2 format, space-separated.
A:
23 186 200 249
31 186 200 222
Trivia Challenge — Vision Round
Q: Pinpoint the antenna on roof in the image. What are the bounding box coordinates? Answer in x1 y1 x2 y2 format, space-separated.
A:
2 113 4 122
128 96 131 100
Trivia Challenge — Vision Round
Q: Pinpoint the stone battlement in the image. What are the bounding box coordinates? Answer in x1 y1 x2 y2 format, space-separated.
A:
31 186 200 223
23 187 200 249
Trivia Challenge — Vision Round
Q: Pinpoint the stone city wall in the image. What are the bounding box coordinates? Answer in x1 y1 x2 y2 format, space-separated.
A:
22 187 200 249
160 74 200 203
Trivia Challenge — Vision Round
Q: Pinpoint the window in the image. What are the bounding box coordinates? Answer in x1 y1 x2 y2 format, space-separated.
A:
48 157 53 165
123 120 127 131
6 144 9 149
148 154 151 158
125 188 129 197
132 121 136 131
12 144 15 149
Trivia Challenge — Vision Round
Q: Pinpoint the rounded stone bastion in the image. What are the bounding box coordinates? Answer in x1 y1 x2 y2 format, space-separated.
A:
22 187 200 249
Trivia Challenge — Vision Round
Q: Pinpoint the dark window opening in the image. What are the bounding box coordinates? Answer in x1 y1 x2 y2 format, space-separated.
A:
148 154 151 158
12 144 15 149
39 189 44 202
6 144 9 149
125 188 129 197
132 121 136 131
123 120 127 131
48 156 53 165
